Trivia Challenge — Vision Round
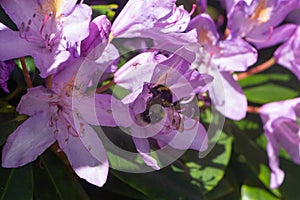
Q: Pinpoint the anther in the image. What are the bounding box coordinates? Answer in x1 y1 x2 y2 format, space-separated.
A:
189 4 197 16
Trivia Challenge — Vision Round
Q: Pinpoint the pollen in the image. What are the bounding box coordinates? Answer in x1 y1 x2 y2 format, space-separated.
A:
250 0 272 23
198 27 215 45
38 0 63 17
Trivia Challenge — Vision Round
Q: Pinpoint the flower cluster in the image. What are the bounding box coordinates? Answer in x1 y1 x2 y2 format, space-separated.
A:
0 0 300 189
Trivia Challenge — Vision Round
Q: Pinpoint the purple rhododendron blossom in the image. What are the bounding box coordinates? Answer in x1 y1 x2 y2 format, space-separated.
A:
111 0 197 46
186 14 257 120
274 26 300 80
113 49 212 169
260 97 300 189
227 0 299 49
0 0 91 78
0 60 14 93
53 15 119 91
1 13 121 187
2 86 109 187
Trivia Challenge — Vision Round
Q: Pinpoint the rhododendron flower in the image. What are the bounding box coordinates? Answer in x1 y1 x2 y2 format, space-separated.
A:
1 14 121 187
226 0 299 49
53 15 119 92
0 60 14 93
186 14 257 120
111 0 197 46
0 0 91 77
260 98 300 189
274 26 300 80
114 49 212 169
2 86 109 187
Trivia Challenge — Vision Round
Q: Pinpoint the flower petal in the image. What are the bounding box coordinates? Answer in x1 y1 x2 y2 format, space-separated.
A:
62 4 92 45
209 71 247 120
154 118 208 152
1 0 37 28
111 0 176 37
265 132 285 189
0 30 36 61
17 86 53 116
2 113 55 167
62 132 108 187
115 51 165 92
214 38 257 71
132 136 160 170
95 94 133 127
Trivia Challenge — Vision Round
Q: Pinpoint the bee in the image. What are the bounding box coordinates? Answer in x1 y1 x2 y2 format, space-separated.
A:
139 82 184 132
149 84 173 107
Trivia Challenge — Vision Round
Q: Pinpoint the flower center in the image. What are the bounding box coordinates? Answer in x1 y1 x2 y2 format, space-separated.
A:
19 0 65 51
250 0 272 24
37 0 63 18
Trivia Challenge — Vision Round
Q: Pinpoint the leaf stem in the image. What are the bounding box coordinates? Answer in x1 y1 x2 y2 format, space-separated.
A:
20 57 33 88
96 80 115 93
237 57 276 80
47 75 53 89
247 106 260 114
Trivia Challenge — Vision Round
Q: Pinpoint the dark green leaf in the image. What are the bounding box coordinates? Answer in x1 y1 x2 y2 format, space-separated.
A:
0 164 33 200
111 167 206 200
33 150 89 200
278 159 300 200
205 179 234 200
0 103 26 146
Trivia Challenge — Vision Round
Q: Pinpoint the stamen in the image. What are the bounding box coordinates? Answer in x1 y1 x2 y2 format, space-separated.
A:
40 14 50 35
189 4 197 16
155 6 185 27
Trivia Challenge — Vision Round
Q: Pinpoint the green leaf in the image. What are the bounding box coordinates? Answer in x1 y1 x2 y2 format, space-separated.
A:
278 159 300 200
15 56 36 73
0 6 17 30
111 167 206 200
0 164 33 200
238 73 290 88
91 4 118 20
112 85 131 100
244 83 299 104
231 121 281 197
205 179 234 200
0 103 27 146
241 185 280 200
101 173 149 200
182 133 233 192
33 150 89 200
